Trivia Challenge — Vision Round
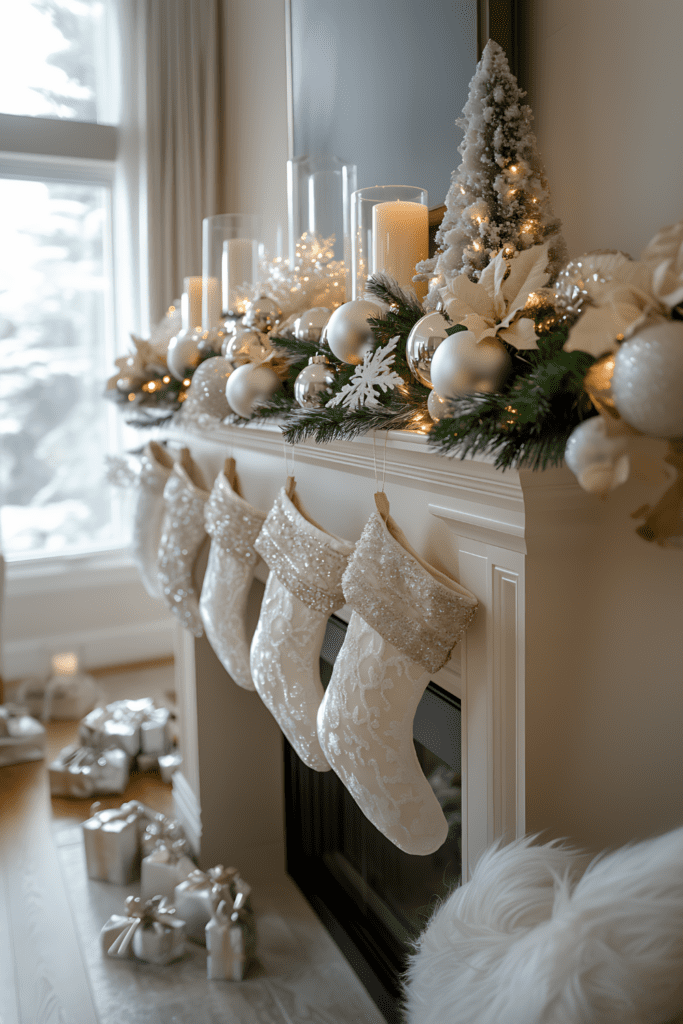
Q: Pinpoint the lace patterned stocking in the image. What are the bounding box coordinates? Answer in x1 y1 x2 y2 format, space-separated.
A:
250 478 354 771
317 493 478 855
132 441 178 599
199 459 266 689
157 450 210 637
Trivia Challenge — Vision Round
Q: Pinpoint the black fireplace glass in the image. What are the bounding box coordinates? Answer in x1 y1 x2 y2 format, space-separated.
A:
284 614 462 1023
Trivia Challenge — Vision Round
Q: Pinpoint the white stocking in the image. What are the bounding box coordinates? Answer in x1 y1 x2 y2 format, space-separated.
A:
317 493 478 855
157 450 210 637
132 441 178 600
250 479 354 771
199 459 266 689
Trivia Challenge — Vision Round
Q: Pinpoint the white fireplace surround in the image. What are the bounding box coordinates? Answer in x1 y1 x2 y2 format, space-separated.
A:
167 418 601 880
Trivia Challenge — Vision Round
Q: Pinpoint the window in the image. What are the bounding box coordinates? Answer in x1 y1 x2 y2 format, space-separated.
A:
1 0 128 560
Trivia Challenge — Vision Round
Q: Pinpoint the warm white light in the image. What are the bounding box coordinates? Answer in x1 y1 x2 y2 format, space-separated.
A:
51 651 78 676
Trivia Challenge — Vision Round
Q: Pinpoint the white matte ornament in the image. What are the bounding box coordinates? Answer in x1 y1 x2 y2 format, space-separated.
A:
430 331 511 399
294 356 336 409
406 311 450 387
294 307 332 343
325 299 384 364
564 417 630 496
183 357 232 419
611 321 683 438
225 363 281 418
167 331 203 381
224 328 272 368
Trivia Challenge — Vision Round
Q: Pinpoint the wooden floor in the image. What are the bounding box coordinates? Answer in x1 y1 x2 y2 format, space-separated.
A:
0 665 386 1024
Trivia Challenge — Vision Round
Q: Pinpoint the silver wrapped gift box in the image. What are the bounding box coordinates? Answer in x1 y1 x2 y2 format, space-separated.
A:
141 838 195 900
82 800 166 884
206 888 256 981
80 698 174 758
49 745 131 798
0 706 45 767
175 866 253 945
103 895 186 964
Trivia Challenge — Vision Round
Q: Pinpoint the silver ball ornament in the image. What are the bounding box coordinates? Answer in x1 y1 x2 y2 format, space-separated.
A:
406 311 450 387
430 331 512 399
611 321 683 438
427 389 456 422
243 296 282 332
564 417 630 496
294 307 332 343
225 362 281 419
294 355 336 409
166 329 203 381
182 357 233 419
325 299 383 364
224 328 273 368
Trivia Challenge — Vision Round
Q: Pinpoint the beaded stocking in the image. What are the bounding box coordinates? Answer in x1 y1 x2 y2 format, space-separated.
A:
199 459 266 689
317 493 478 856
157 450 210 637
132 441 178 600
250 478 354 771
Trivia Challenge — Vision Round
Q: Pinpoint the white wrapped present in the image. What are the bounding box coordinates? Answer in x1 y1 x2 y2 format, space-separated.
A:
206 892 255 981
174 865 240 944
158 748 182 782
80 698 173 758
0 706 45 767
140 705 172 754
103 895 185 964
82 800 166 884
49 745 131 798
141 839 195 900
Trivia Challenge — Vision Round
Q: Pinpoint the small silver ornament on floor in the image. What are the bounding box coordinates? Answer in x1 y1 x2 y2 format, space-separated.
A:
325 298 384 364
430 330 511 398
225 362 281 418
293 307 332 343
611 321 683 438
294 354 336 408
243 295 282 333
223 328 272 368
182 357 233 419
406 310 450 387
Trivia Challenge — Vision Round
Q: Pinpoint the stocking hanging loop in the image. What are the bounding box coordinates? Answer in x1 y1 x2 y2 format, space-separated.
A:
374 491 390 521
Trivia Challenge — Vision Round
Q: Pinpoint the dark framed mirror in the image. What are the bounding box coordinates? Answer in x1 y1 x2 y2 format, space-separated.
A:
286 0 525 211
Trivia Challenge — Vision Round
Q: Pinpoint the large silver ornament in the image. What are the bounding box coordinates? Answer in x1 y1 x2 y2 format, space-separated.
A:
611 320 683 438
166 330 203 381
293 307 332 343
294 355 336 409
325 299 383 364
406 311 450 387
225 362 281 419
564 417 630 496
430 331 512 399
183 357 233 419
243 296 282 332
224 328 273 368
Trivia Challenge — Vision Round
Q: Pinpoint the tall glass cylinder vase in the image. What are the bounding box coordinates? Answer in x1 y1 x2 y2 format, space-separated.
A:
287 155 357 297
350 185 429 301
202 214 263 327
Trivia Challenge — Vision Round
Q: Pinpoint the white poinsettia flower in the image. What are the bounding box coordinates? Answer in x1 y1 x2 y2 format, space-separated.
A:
106 335 162 390
565 219 683 356
441 242 551 350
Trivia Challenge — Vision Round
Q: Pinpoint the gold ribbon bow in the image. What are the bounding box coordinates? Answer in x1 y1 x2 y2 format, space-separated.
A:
108 895 177 958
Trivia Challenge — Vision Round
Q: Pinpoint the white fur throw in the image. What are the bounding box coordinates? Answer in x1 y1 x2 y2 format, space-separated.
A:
404 829 683 1024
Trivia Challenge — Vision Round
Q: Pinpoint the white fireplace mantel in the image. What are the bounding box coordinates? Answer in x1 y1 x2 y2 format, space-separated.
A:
165 418 606 880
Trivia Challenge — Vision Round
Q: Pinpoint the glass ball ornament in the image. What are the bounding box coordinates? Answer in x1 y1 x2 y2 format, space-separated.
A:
611 320 683 438
223 328 273 369
430 331 512 399
294 355 336 409
325 299 383 364
225 362 281 419
564 416 630 496
293 307 332 343
406 310 450 387
243 295 282 332
182 357 233 419
166 329 203 381
427 389 456 422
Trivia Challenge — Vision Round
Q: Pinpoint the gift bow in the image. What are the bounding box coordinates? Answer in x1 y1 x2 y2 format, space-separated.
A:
108 895 177 958
146 838 191 865
142 816 188 857
184 864 238 893
60 746 100 770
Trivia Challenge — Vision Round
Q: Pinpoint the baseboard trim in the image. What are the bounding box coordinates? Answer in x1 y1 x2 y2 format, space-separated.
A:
173 770 202 856
4 618 175 682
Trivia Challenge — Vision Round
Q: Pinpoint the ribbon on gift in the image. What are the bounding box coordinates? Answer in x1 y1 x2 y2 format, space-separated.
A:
183 864 239 896
141 816 188 857
144 837 194 872
85 801 167 879
108 895 178 958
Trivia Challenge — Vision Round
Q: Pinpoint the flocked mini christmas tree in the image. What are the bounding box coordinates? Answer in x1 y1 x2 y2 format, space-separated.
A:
418 39 566 303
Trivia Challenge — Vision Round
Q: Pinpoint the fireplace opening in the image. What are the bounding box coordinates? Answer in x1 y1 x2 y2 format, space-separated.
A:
284 614 462 1023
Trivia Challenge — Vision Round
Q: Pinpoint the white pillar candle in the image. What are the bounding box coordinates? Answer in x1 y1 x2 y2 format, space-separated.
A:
181 276 203 331
222 238 257 313
202 276 221 330
372 200 429 300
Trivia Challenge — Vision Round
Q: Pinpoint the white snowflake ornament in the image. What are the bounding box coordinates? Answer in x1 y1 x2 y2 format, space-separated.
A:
327 337 404 410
